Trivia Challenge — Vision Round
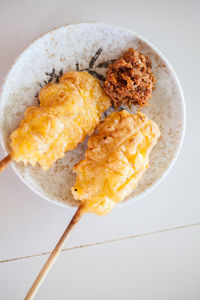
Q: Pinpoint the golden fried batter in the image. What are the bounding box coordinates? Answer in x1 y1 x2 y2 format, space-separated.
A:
72 110 160 216
10 71 110 170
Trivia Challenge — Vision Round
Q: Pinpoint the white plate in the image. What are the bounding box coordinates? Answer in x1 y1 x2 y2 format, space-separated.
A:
0 23 186 208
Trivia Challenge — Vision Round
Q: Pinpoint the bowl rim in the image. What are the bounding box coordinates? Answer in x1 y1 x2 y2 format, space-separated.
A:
0 22 186 209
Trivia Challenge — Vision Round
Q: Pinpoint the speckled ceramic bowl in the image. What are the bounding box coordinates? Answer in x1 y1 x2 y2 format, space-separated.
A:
0 23 186 208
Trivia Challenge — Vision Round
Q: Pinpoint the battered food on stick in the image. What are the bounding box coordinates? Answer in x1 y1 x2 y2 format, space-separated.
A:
10 71 110 170
72 110 160 216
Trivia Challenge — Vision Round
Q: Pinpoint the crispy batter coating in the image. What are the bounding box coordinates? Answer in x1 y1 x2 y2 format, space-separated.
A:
10 71 110 170
103 48 156 108
72 110 160 216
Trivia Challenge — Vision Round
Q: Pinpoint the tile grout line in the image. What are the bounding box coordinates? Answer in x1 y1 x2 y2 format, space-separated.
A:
1 221 200 264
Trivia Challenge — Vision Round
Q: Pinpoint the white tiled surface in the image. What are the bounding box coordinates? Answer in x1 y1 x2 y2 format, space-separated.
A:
0 0 200 299
1 225 200 300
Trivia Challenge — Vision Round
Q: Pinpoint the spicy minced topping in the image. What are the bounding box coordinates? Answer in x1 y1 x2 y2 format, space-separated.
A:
103 48 156 109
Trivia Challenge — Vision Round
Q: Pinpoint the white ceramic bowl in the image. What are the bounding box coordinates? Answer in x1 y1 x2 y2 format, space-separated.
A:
0 23 186 208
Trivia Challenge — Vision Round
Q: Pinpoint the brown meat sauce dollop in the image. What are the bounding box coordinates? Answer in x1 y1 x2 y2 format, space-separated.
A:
103 48 156 108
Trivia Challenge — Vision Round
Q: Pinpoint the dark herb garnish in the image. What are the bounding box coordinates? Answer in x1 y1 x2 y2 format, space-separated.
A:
55 69 63 83
89 48 103 68
39 47 111 91
44 68 64 84
104 111 108 118
59 69 63 77
78 48 113 82
80 67 89 72
111 101 115 109
87 70 105 81
45 68 55 83
96 60 115 68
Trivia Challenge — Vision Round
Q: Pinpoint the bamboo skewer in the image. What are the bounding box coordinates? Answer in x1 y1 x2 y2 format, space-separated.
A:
0 154 12 173
24 203 85 300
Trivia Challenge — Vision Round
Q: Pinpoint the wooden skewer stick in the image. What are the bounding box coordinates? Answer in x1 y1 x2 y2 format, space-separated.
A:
24 203 85 300
0 154 12 174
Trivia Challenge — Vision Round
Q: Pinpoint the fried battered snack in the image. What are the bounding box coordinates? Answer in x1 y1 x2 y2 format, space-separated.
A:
10 71 110 170
72 110 160 216
103 48 156 108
